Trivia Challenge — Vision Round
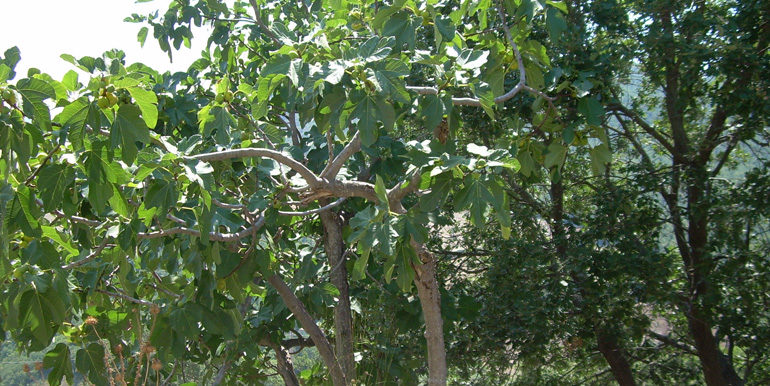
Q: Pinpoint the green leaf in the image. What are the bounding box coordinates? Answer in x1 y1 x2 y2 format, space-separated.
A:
562 125 575 144
590 143 611 176
145 179 177 214
434 15 455 41
352 249 371 281
37 164 75 212
578 96 605 126
55 97 98 150
457 49 489 70
137 26 149 47
75 344 108 386
383 12 418 49
395 241 417 292
455 174 495 226
371 60 411 103
42 226 79 257
108 184 131 218
544 142 567 170
15 185 40 233
252 74 285 118
127 86 158 128
15 78 55 131
358 36 393 63
61 70 79 90
547 0 568 13
354 96 379 146
60 100 92 149
44 343 73 386
270 22 298 46
288 59 304 86
84 144 116 214
420 94 444 131
374 175 389 208
18 288 65 349
0 63 11 82
419 173 453 211
2 46 21 71
517 149 536 177
546 8 568 42
198 105 234 143
111 104 150 164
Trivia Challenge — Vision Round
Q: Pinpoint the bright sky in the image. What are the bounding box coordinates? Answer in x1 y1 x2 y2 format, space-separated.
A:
0 0 209 79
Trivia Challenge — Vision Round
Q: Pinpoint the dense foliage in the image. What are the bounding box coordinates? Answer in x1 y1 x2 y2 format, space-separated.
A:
0 0 767 385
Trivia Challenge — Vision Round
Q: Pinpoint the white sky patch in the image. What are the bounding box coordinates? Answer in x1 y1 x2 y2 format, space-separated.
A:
0 0 210 79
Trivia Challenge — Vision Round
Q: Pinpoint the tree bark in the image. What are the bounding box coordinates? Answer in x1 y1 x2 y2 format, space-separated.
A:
597 333 637 386
320 208 356 383
261 337 300 386
266 274 348 386
412 242 448 385
551 177 637 386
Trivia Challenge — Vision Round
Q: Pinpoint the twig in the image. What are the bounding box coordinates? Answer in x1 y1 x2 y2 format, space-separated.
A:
212 197 245 210
137 216 265 242
62 239 114 269
320 131 361 179
247 0 282 45
24 145 61 186
96 289 154 307
187 148 320 186
278 197 346 216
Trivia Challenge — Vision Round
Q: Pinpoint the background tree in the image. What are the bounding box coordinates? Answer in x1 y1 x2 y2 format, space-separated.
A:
0 0 563 384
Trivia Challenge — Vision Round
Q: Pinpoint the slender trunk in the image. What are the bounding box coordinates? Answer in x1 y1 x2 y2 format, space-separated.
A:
597 334 637 386
411 242 447 385
212 361 230 386
320 208 356 383
266 274 348 385
551 177 637 385
549 178 566 259
684 169 742 386
659 8 740 381
261 338 300 386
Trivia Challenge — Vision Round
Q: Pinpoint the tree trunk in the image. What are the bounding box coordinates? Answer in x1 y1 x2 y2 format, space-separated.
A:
261 337 300 386
551 177 637 386
597 333 637 386
320 208 356 383
412 242 447 385
684 168 743 386
266 274 348 385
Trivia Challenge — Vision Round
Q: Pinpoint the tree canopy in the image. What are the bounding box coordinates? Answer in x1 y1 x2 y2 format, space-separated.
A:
0 0 768 385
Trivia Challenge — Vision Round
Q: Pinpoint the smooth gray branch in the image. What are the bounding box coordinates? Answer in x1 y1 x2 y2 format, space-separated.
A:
96 289 154 307
320 132 361 179
62 240 114 269
187 148 321 186
404 7 554 108
138 216 266 242
278 198 346 216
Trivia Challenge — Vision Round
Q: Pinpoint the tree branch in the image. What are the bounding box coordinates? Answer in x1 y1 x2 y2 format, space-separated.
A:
387 170 423 210
62 240 114 269
607 102 676 154
404 7 554 108
278 198 346 216
138 216 265 242
24 145 60 186
212 197 245 210
648 330 697 355
96 289 154 307
710 128 740 177
247 0 282 45
320 132 361 179
187 148 320 186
